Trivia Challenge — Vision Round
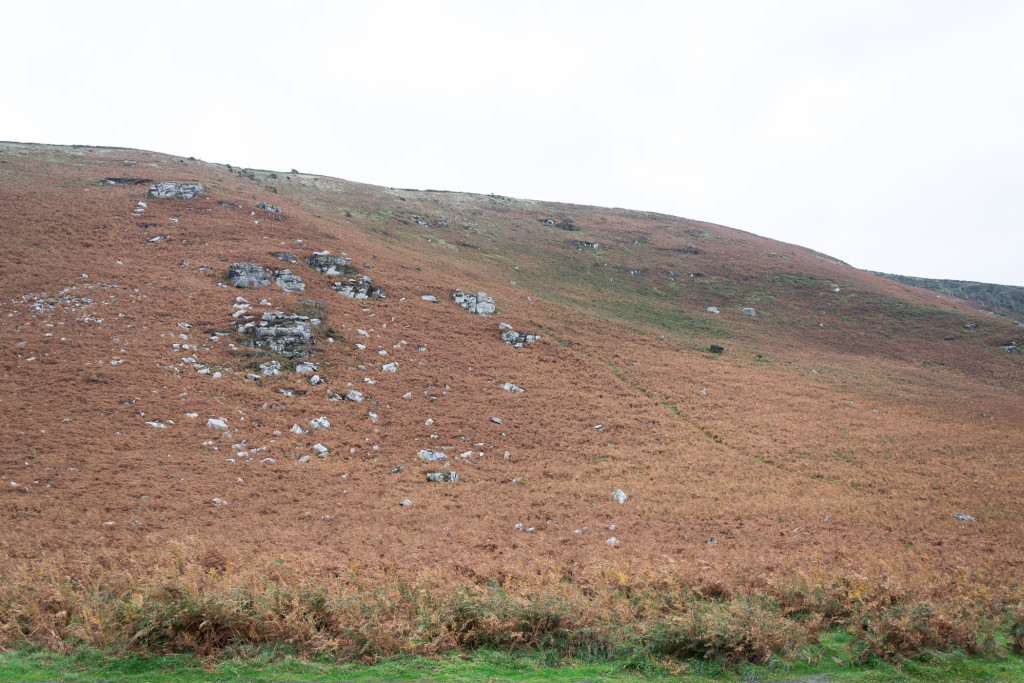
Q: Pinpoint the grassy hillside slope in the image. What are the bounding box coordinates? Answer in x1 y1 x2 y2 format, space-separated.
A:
1 142 1022 664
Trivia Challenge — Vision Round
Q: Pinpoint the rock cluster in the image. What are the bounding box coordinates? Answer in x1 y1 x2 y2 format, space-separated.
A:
256 202 282 213
148 182 205 199
501 329 540 348
236 312 314 357
306 253 352 276
334 275 384 300
453 290 495 316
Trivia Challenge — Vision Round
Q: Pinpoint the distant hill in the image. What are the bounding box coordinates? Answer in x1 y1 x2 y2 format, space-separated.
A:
870 271 1024 322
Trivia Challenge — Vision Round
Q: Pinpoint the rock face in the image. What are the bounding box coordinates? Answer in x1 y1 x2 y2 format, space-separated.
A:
237 312 314 357
426 471 458 483
334 275 384 299
273 269 305 292
256 202 282 213
306 253 352 276
148 182 205 199
271 252 298 263
501 329 540 347
228 263 270 288
453 290 495 316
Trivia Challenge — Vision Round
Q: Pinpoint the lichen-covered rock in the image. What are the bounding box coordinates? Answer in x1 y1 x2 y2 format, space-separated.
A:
345 390 364 403
273 269 305 292
237 312 313 357
334 275 384 299
453 290 495 316
426 471 458 483
271 252 298 263
501 382 525 393
501 329 540 348
741 307 757 316
306 253 353 276
228 263 270 288
148 182 205 199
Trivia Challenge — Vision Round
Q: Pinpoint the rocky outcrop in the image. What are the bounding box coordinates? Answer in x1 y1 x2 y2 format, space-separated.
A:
270 252 298 263
236 312 314 357
273 269 305 292
306 253 353 276
426 471 458 483
148 182 205 199
256 202 282 213
453 290 495 316
228 263 270 288
334 275 384 299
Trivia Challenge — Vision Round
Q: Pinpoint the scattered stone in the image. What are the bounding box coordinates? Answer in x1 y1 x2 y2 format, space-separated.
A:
310 374 324 386
954 513 977 522
569 240 602 250
237 312 314 357
148 182 205 199
271 252 298 263
398 499 414 507
334 275 385 299
421 295 437 302
490 417 502 424
294 361 318 374
313 443 330 457
290 424 306 434
145 421 167 429
345 390 364 403
212 497 228 506
706 306 720 314
256 202 282 213
963 323 977 330
228 263 271 288
146 235 169 243
501 382 525 393
501 329 540 347
306 253 352 276
426 471 458 483
207 418 229 430
382 362 397 373
273 269 305 292
606 537 619 546
310 417 330 430
741 307 757 316
245 373 260 380
418 449 447 462
612 489 628 504
453 290 496 316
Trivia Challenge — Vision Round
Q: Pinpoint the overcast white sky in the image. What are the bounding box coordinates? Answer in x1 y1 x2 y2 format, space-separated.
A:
3 1 1022 285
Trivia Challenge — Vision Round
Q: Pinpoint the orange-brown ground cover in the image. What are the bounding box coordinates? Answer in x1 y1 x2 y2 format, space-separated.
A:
0 142 1021 658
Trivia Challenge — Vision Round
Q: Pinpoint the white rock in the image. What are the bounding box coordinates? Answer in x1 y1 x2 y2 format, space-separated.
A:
310 375 323 385
501 382 524 393
313 443 330 457
399 499 414 507
206 418 229 430
613 489 628 504
606 537 619 546
345 390 364 402
357 329 369 337
421 295 437 302
706 306 720 314
310 417 330 430
382 362 397 373
290 424 305 434
418 449 447 462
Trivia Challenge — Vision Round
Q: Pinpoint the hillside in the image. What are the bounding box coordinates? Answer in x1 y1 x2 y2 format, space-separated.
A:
1 142 1023 661
870 271 1024 323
